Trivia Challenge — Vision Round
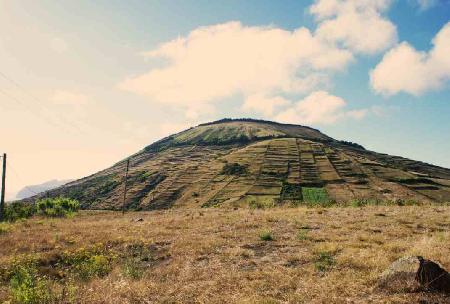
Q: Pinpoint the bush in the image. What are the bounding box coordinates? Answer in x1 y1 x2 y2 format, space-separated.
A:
3 202 35 222
61 248 112 281
9 262 53 304
1 197 80 222
314 251 336 272
36 197 80 218
259 230 274 241
75 255 111 281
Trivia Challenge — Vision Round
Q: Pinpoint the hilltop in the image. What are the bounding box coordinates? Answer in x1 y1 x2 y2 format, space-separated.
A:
26 118 450 209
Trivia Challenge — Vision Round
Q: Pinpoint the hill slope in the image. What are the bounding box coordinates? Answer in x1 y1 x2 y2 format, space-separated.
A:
28 119 450 209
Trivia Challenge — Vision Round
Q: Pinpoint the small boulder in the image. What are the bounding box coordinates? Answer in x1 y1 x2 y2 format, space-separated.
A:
378 256 450 294
377 256 421 293
416 256 450 293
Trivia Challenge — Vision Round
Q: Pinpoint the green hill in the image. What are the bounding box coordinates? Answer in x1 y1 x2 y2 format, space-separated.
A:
25 118 450 209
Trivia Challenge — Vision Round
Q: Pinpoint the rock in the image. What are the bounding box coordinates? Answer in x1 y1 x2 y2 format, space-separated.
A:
416 256 450 293
378 256 450 294
377 256 421 293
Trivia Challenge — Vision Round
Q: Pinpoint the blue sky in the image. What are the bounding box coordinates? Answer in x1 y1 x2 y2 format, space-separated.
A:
0 0 449 198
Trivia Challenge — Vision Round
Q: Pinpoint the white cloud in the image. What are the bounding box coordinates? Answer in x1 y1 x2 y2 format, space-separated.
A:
416 0 437 10
370 22 450 96
120 21 353 114
310 0 397 54
242 94 291 116
274 91 368 125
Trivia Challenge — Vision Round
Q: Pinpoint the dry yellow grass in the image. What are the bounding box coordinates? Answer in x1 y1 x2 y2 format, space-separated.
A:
1 206 450 303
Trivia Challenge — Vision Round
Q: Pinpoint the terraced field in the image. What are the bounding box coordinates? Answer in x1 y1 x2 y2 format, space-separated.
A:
25 119 450 209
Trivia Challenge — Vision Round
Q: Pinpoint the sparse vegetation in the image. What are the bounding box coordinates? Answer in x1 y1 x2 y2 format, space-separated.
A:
1 207 449 303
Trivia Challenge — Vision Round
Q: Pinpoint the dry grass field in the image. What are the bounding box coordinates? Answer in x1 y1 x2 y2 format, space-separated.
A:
1 205 450 303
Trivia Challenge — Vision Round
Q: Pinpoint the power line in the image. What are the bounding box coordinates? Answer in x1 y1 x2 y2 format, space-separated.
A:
0 71 84 134
0 88 70 131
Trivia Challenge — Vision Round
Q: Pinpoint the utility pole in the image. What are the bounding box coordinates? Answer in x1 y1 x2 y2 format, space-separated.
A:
0 153 6 221
122 158 130 215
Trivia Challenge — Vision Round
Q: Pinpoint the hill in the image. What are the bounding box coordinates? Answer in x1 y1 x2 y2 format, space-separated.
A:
26 118 450 209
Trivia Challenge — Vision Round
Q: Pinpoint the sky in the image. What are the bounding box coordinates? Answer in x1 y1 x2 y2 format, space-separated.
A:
0 0 449 200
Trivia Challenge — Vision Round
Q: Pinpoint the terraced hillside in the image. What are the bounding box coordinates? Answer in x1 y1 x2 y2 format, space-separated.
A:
28 119 450 209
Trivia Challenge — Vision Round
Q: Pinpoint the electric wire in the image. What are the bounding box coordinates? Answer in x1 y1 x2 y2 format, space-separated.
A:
0 71 84 134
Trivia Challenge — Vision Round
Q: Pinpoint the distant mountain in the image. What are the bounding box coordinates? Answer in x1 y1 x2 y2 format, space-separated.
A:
16 179 74 200
24 118 450 209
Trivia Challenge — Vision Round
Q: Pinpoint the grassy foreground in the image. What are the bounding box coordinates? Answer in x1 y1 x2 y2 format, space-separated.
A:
0 206 449 303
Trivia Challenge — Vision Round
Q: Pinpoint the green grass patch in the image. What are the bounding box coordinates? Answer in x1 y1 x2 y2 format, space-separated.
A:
301 187 331 206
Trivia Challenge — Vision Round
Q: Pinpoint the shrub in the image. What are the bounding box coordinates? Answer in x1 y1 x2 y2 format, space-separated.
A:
259 230 274 241
314 251 336 272
60 246 112 281
9 262 53 304
36 197 80 218
76 255 111 281
3 202 35 222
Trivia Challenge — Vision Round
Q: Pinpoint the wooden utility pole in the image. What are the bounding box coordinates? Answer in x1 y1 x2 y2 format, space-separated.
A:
122 158 130 214
0 153 6 221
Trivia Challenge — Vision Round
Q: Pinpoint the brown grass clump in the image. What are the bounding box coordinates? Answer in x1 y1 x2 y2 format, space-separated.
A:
0 206 449 303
